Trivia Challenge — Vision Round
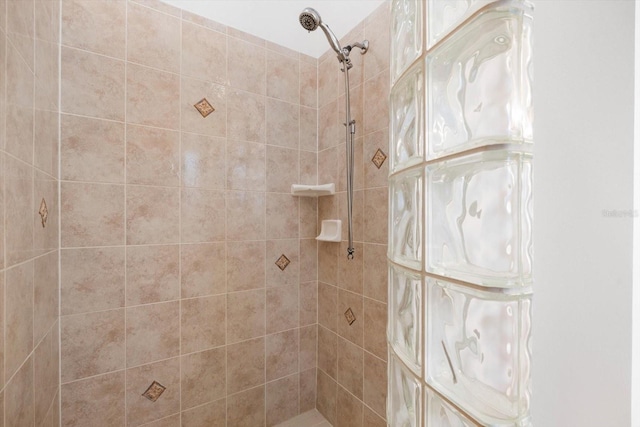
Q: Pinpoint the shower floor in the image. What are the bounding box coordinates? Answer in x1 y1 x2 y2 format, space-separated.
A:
274 409 331 427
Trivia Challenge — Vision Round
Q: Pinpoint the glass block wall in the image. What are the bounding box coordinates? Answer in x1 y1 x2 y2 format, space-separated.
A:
387 1 533 425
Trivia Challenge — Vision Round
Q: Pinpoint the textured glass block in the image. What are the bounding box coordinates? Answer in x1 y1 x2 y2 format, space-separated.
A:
391 0 423 84
390 168 423 270
426 0 494 49
426 390 477 427
388 264 422 374
390 61 425 174
426 1 533 160
426 149 533 288
426 278 532 425
388 353 423 427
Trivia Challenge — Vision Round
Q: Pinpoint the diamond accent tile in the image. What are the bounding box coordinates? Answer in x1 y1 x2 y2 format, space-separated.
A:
142 381 166 402
372 148 388 169
344 307 356 325
38 198 48 228
275 254 291 271
194 98 215 117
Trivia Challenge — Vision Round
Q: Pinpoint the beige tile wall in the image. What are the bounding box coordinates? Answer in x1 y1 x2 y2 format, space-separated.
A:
58 0 320 426
0 0 61 425
315 3 390 427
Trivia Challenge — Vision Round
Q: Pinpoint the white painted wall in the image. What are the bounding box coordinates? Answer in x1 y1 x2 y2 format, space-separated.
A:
533 1 636 425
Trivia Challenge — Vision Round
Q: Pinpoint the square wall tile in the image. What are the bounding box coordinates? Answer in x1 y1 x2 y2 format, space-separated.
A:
227 89 266 143
5 262 34 380
299 238 317 282
227 386 265 427
266 146 299 193
181 189 225 243
181 21 227 85
266 285 299 334
337 337 363 399
316 369 337 425
227 338 265 394
266 374 299 426
61 0 125 58
126 301 180 367
364 298 387 361
266 98 299 149
127 1 180 73
300 368 317 413
181 242 226 298
266 239 299 288
299 107 318 152
126 245 179 305
228 37 266 95
126 358 180 426
227 289 265 343
227 241 266 292
267 50 299 104
61 371 125 427
61 182 124 248
5 155 34 266
126 63 180 130
61 47 125 120
181 348 225 410
126 125 179 187
266 193 299 239
126 185 179 245
226 191 265 241
266 329 299 381
299 281 318 327
34 109 59 178
181 133 226 190
61 114 125 183
318 282 337 333
337 386 363 427
299 324 317 371
363 243 388 303
4 356 34 427
61 247 125 315
61 309 124 383
226 140 266 191
33 251 59 343
317 326 337 380
299 59 317 109
181 295 226 354
363 353 387 418
181 77 227 137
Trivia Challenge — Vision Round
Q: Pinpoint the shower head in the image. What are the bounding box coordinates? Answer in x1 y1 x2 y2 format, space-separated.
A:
299 7 320 32
299 7 342 55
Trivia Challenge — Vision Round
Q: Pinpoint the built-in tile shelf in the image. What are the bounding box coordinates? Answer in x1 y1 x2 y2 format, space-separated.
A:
290 183 335 197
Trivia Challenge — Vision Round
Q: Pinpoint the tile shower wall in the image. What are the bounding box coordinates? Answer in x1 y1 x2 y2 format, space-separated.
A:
58 0 319 425
0 0 62 425
315 3 390 427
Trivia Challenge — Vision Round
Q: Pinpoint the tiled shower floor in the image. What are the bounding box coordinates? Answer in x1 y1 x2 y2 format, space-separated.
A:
274 409 332 427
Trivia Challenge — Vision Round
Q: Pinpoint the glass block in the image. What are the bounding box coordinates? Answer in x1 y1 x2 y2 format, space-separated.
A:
426 389 477 427
391 0 424 84
390 168 423 270
426 0 494 49
388 264 422 374
426 1 533 160
388 353 423 427
390 61 425 174
426 278 532 425
426 149 533 288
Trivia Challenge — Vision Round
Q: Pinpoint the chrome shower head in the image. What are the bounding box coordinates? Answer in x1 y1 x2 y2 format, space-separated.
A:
299 7 342 55
299 7 320 32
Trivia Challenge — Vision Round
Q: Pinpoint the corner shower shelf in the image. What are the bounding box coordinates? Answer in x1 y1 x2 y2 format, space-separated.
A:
291 183 335 197
316 220 341 242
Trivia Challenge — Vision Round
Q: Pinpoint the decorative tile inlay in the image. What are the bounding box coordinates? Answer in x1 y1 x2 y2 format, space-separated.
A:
142 381 166 402
371 148 388 169
38 198 48 228
344 307 356 325
275 254 291 271
194 98 215 117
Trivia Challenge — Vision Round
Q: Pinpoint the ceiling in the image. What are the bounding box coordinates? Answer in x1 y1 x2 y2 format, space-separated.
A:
160 0 386 58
